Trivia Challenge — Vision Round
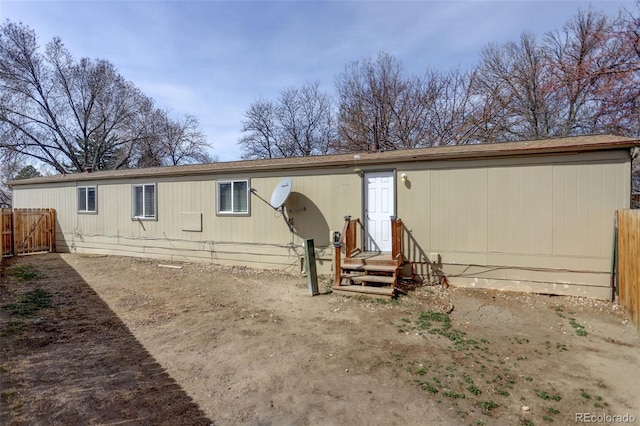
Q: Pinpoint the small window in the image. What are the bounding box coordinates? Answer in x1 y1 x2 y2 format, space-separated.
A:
132 183 157 219
217 180 249 215
77 186 97 213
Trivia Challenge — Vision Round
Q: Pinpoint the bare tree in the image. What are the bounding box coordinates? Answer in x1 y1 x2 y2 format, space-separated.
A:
239 82 335 159
0 182 11 207
473 32 557 142
602 3 640 136
277 82 335 156
335 53 478 151
239 99 284 159
0 149 26 205
471 7 640 143
162 115 211 165
626 3 640 204
544 8 640 136
336 52 409 151
422 69 480 146
0 20 212 173
133 109 212 167
239 5 640 160
544 9 610 135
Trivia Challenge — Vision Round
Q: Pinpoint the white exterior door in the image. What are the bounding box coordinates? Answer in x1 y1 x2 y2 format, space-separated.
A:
364 171 395 252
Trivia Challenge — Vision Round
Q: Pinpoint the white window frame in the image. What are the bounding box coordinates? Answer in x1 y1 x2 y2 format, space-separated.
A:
132 183 157 220
77 186 97 213
216 179 250 216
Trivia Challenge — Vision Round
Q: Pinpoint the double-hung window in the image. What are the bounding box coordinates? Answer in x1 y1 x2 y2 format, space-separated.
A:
77 186 97 213
132 183 157 219
217 180 249 215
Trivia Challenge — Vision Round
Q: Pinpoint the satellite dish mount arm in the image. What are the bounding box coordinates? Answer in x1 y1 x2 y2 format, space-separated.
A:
249 177 295 232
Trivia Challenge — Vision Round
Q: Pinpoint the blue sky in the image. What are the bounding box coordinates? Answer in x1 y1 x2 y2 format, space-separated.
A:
1 0 634 162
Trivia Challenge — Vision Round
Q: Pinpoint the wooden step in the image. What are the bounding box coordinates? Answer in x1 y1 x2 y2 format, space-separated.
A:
340 273 365 284
341 263 365 271
363 264 398 273
344 259 400 269
340 272 365 278
332 285 395 297
360 258 398 265
352 275 396 285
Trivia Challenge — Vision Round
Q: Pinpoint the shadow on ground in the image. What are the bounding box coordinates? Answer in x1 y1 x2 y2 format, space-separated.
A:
0 253 212 425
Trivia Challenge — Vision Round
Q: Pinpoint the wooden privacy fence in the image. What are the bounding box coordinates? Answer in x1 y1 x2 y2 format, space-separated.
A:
617 209 640 333
1 208 56 257
1 209 11 257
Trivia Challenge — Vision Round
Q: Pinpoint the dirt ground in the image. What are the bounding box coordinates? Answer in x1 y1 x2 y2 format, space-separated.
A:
1 253 638 426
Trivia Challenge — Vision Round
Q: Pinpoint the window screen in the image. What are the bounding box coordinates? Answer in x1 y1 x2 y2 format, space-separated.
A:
217 180 248 214
132 184 156 219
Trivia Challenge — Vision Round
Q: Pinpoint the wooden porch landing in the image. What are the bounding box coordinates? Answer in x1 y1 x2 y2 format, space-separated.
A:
332 216 404 299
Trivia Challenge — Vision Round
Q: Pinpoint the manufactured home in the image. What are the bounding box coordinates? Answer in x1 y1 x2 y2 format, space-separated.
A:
9 135 639 299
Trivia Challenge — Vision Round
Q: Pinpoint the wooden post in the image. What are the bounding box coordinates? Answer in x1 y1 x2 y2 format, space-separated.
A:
12 208 18 256
304 239 319 295
391 216 403 261
342 216 353 259
1 209 12 257
334 241 342 287
49 208 56 252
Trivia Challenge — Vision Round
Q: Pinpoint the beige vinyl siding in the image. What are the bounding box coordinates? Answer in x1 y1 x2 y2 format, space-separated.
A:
396 150 630 298
487 164 554 255
12 171 361 271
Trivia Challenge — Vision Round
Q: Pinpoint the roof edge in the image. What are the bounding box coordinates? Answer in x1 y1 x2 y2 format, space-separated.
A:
8 135 640 186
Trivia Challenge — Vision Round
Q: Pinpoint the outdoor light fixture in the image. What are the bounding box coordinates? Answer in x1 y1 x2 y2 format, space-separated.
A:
401 173 408 182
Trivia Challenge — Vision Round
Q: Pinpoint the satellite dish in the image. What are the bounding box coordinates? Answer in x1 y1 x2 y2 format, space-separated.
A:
270 177 293 209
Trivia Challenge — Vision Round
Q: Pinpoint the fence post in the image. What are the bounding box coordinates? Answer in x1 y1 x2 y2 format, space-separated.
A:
12 208 17 256
1 209 13 257
49 208 56 252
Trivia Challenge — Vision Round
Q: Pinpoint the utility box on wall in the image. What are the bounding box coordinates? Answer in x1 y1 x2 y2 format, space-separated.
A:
181 212 202 232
